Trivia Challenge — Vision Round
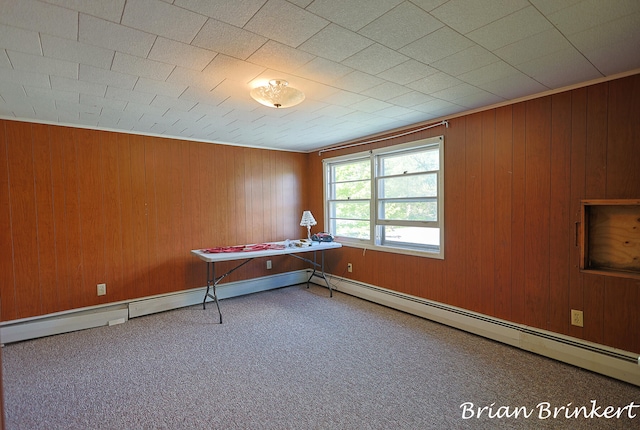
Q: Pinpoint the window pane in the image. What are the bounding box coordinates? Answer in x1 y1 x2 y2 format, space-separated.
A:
378 173 437 198
333 160 370 181
380 148 439 175
330 201 370 220
379 200 437 221
382 226 440 247
334 180 370 200
334 219 370 240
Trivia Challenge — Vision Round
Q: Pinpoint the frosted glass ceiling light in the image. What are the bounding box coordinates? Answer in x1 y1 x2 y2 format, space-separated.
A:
250 79 305 108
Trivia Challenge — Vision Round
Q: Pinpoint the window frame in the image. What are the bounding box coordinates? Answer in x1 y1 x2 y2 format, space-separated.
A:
323 136 444 259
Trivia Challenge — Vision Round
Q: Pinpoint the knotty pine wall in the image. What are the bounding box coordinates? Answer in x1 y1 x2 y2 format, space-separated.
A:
309 74 640 355
0 122 308 322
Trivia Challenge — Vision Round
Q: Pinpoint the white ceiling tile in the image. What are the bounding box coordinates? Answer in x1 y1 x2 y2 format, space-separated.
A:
350 97 393 113
134 77 187 98
331 71 385 93
431 82 483 101
299 24 373 62
56 99 101 115
105 86 156 105
0 24 42 55
478 72 548 99
529 0 583 15
430 0 529 34
24 85 79 103
342 43 408 75
0 68 51 88
0 49 10 68
410 0 449 11
121 0 208 43
0 0 77 39
179 86 228 106
359 2 443 50
152 96 197 113
307 0 403 32
517 47 602 88
295 57 353 85
79 15 156 57
80 94 127 111
203 55 265 84
7 51 78 79
244 0 329 48
148 37 216 72
316 90 368 107
467 6 553 51
42 0 126 22
192 19 267 61
166 67 222 91
387 91 435 108
430 45 500 76
494 29 572 66
548 0 640 35
400 27 475 64
361 81 412 101
160 107 203 123
453 91 505 108
175 0 266 27
111 52 175 81
376 60 438 85
41 35 115 69
573 14 640 75
51 75 107 97
79 65 138 90
124 101 168 117
407 71 462 94
246 40 315 72
457 61 520 86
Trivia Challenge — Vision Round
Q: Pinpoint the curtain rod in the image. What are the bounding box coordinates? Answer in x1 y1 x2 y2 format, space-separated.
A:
317 120 448 155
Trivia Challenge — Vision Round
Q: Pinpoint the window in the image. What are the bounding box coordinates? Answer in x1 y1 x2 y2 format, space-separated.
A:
324 136 444 259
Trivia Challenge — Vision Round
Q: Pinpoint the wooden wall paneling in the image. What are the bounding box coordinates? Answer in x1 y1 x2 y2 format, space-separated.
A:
548 92 572 335
510 102 527 324
184 142 205 289
212 144 229 247
493 106 513 320
115 133 138 300
568 88 587 339
221 145 237 247
49 126 81 310
442 117 466 308
75 128 107 307
99 132 125 302
275 151 287 242
6 122 41 318
523 97 552 330
464 113 482 313
480 110 496 316
606 75 640 199
0 122 17 321
262 150 274 242
128 135 150 299
32 124 58 315
582 83 609 343
604 278 639 354
149 138 177 295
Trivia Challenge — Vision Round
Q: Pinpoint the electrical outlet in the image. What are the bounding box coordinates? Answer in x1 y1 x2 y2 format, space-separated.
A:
347 263 353 273
266 260 272 270
571 309 583 327
97 283 106 296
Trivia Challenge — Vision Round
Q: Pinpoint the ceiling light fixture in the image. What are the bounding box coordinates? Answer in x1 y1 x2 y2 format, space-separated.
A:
250 79 305 108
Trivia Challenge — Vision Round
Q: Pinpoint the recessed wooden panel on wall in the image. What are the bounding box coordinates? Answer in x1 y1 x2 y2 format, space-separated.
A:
5 121 40 318
493 106 513 321
480 110 496 316
523 96 551 329
548 92 572 335
0 122 16 321
464 113 482 313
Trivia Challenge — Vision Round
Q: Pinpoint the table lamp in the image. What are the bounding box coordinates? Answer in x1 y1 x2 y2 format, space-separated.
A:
300 210 317 241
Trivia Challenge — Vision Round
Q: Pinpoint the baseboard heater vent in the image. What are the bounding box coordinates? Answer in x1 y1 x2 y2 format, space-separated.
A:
324 276 640 386
1 270 308 344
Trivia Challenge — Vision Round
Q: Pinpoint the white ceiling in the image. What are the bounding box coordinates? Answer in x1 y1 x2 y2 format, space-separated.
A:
1 0 639 152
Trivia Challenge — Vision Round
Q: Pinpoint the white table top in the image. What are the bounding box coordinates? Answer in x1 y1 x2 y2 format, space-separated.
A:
191 240 342 263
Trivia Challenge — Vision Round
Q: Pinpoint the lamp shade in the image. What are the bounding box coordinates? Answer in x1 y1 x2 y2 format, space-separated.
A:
250 79 305 108
300 211 317 227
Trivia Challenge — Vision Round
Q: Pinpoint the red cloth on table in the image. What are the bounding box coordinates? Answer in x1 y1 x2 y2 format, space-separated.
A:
202 243 286 253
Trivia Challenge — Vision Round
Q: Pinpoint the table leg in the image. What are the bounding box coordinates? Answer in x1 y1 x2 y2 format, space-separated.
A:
203 262 223 323
307 250 332 297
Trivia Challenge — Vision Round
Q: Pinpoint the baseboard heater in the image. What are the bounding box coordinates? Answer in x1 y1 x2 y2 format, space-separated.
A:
321 275 640 387
0 270 308 345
